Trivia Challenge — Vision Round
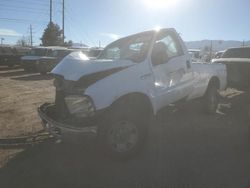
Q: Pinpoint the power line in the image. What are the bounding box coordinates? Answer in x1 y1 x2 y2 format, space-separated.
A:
0 0 67 45
0 8 49 15
0 3 49 12
0 0 50 6
64 13 88 43
65 4 97 46
0 17 47 24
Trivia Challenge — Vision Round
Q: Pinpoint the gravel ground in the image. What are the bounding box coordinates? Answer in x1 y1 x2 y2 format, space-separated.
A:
0 66 249 188
0 66 54 167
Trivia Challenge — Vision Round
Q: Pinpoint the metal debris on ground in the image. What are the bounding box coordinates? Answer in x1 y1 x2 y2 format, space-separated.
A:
0 130 57 149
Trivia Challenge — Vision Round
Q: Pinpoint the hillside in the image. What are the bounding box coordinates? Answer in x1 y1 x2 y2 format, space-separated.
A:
185 40 250 51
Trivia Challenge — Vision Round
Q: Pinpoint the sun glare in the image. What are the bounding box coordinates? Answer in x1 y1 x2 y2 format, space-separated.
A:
154 26 162 32
143 0 178 10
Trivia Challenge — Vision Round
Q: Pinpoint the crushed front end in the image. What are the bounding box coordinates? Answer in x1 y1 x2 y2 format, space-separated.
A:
37 75 104 138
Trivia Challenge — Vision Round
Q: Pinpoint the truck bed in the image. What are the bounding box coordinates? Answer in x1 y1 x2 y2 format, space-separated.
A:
215 58 250 89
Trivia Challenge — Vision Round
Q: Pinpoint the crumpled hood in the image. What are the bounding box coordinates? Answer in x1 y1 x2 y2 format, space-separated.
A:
52 51 135 81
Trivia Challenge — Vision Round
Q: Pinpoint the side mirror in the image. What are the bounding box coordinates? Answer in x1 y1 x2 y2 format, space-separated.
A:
151 42 168 66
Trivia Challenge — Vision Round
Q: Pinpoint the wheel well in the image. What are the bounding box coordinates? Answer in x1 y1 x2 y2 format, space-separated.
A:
111 93 153 116
208 76 220 89
204 76 220 96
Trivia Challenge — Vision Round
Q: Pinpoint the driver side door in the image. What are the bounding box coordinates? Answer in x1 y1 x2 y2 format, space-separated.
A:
152 31 191 110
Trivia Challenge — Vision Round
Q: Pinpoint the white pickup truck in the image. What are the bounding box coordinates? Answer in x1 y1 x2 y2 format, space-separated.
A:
38 28 227 158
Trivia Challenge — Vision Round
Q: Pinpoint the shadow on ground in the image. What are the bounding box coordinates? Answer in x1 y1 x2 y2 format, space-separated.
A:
0 91 249 188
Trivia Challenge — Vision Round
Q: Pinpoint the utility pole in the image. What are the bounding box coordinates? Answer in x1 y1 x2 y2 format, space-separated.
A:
50 0 52 23
30 25 33 47
62 0 65 44
209 40 213 61
1 38 4 45
242 40 245 47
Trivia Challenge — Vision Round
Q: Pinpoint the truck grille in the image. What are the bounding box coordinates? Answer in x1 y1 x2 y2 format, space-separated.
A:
53 75 85 119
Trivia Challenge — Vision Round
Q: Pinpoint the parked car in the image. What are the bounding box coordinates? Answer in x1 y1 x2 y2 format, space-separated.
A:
86 47 104 59
188 49 202 62
21 46 67 72
213 47 250 89
0 46 30 67
214 50 225 59
211 50 225 63
36 48 78 75
38 28 227 159
0 46 12 67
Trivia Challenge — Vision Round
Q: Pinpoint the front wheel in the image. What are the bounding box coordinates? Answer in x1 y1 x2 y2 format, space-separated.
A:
107 120 140 154
99 105 148 160
204 84 219 114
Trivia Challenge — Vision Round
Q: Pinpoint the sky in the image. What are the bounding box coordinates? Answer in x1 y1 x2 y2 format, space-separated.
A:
0 0 249 47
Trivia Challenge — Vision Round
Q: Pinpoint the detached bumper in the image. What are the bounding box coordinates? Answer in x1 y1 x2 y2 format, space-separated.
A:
37 103 98 137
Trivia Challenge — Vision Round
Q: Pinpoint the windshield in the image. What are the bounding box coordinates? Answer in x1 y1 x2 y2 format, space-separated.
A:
28 48 47 56
87 49 103 58
47 49 71 57
222 48 250 58
98 32 154 63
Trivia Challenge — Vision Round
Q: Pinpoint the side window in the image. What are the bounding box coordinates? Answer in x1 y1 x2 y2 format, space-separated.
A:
106 47 120 59
156 34 181 59
129 42 143 51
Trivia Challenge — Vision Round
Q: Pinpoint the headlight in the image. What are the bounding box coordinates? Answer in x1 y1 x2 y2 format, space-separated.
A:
64 95 95 118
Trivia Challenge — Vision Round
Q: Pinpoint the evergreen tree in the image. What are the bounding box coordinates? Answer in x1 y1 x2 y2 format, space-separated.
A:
41 22 63 46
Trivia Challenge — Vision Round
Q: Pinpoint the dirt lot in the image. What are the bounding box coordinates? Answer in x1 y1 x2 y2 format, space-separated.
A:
0 66 54 167
0 66 249 188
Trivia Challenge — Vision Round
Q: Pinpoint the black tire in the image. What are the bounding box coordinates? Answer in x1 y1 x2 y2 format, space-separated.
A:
98 101 148 160
204 84 219 114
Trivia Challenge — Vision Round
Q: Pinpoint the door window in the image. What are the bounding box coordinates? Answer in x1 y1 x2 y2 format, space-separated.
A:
157 34 180 58
152 32 183 65
106 47 121 59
